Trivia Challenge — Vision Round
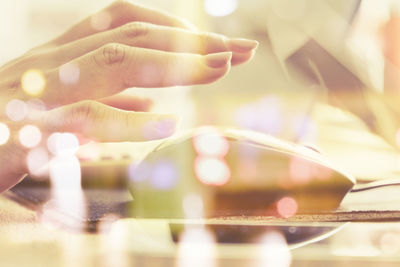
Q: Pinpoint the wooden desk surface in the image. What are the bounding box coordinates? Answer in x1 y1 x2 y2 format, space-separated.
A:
2 194 400 267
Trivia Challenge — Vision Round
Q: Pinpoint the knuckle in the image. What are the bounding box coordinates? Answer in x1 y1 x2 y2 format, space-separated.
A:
73 100 99 121
95 43 127 66
159 54 175 86
108 1 129 12
120 21 149 39
201 32 225 53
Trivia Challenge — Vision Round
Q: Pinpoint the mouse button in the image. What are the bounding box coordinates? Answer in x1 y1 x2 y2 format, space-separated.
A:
152 130 195 152
128 139 198 218
222 141 291 189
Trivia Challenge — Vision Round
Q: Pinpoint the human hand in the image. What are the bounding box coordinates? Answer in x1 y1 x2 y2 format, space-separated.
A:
0 1 258 192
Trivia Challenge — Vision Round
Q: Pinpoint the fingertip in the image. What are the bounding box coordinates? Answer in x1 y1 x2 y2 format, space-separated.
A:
142 114 180 140
231 50 256 66
204 52 232 68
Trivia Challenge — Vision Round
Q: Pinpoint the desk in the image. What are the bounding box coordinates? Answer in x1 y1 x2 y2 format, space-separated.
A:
2 194 400 267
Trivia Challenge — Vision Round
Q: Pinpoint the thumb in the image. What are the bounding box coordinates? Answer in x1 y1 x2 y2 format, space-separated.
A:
37 100 179 142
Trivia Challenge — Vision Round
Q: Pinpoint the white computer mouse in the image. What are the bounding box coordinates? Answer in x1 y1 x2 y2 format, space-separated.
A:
128 127 355 219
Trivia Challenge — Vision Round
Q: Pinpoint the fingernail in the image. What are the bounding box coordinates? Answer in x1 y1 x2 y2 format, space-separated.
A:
227 38 259 52
142 117 180 140
205 52 232 68
155 118 178 137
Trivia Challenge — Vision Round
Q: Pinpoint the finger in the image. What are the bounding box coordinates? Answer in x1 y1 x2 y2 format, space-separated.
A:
43 45 232 104
231 50 256 66
0 138 28 192
35 100 179 142
50 1 196 46
55 22 258 66
98 94 153 111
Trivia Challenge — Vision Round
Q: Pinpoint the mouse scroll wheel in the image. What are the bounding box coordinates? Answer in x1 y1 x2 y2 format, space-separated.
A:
302 145 321 154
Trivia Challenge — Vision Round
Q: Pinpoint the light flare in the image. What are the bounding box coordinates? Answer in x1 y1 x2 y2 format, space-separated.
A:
177 227 216 267
44 155 86 231
255 231 292 267
193 127 229 157
59 62 80 85
21 69 46 96
380 233 400 254
289 156 313 185
26 147 49 177
19 125 42 148
195 157 230 186
128 160 151 182
150 160 178 190
47 132 79 156
5 99 28 121
0 123 10 145
204 0 238 17
27 99 46 120
277 197 298 218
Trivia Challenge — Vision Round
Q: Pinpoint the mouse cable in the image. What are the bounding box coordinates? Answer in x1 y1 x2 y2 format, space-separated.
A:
350 179 400 193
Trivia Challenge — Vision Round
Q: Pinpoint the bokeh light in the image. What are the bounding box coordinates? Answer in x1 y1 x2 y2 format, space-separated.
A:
256 231 291 267
26 147 49 177
380 232 400 254
21 69 46 96
5 99 28 121
289 156 313 185
204 0 238 17
59 62 80 85
90 11 112 31
19 125 42 148
177 227 216 267
47 132 79 155
195 157 230 186
142 119 177 140
237 159 258 181
0 123 10 145
193 127 229 157
46 154 85 231
76 141 101 161
26 98 46 120
128 160 151 183
49 155 82 191
150 160 178 190
277 197 298 218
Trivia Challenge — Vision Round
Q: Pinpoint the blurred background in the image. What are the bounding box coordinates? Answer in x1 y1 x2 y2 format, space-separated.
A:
2 0 400 179
4 1 400 266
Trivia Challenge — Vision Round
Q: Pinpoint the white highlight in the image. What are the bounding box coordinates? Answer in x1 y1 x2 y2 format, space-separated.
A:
256 231 292 267
27 99 47 120
19 125 42 148
0 123 10 145
195 157 230 186
47 132 79 156
177 227 216 267
59 62 80 85
204 0 238 17
21 69 46 96
193 127 229 157
27 147 49 177
44 155 86 231
6 99 28 121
